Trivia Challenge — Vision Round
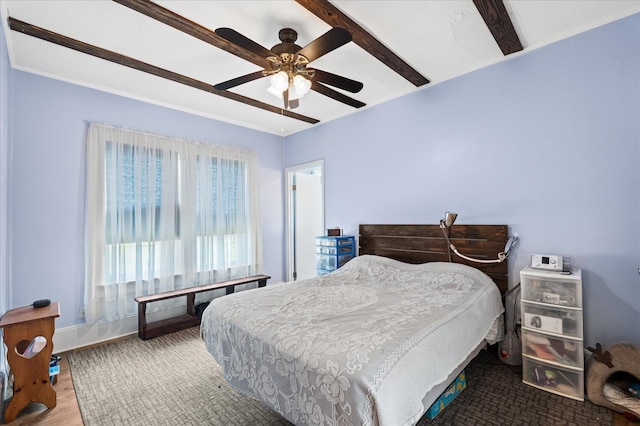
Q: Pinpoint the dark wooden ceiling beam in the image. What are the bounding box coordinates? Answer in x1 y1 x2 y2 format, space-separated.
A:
113 0 270 69
8 17 319 125
473 0 523 55
295 0 429 87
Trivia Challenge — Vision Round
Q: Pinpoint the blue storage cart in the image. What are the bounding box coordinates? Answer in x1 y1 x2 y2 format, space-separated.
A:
315 236 355 276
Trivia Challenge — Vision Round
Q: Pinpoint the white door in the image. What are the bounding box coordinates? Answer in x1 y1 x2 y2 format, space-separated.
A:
285 161 324 281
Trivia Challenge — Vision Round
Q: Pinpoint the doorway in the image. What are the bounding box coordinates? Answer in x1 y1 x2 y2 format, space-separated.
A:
285 160 324 282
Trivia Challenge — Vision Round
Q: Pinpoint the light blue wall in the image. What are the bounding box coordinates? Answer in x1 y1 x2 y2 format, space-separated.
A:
285 14 640 348
9 72 285 328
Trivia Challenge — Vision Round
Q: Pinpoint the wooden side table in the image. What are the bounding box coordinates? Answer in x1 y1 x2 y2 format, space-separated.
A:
0 302 60 423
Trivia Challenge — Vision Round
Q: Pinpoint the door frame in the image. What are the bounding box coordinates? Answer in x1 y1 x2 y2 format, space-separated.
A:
284 159 325 282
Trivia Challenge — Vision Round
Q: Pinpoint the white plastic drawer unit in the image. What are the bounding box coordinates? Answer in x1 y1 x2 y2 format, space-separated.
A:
520 266 584 401
521 302 582 338
523 357 584 401
522 329 583 368
520 268 582 308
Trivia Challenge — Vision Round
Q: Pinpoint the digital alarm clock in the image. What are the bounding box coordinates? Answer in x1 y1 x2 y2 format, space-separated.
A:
531 254 563 271
326 228 342 237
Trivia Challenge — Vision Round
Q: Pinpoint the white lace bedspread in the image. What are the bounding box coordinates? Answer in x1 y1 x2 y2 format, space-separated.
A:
201 255 504 426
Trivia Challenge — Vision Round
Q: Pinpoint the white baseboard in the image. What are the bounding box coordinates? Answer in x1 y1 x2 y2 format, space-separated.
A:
53 305 187 353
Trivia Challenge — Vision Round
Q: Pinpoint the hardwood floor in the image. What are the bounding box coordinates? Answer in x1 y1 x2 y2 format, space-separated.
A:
1 352 636 425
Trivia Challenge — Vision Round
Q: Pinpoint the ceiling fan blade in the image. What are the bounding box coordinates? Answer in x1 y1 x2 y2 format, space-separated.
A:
297 27 351 63
214 71 266 91
311 81 365 108
215 27 274 59
289 99 300 109
311 69 363 93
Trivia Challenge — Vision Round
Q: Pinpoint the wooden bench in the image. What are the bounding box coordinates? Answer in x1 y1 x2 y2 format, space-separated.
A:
134 274 270 340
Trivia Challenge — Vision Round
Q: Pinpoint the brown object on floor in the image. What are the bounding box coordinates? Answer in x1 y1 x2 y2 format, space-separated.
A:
3 354 82 426
587 343 640 418
0 303 60 423
589 342 615 368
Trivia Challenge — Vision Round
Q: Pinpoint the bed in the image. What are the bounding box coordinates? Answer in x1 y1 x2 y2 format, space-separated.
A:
201 224 510 425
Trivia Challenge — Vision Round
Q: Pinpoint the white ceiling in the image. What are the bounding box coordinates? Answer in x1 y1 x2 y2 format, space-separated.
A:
1 1 638 136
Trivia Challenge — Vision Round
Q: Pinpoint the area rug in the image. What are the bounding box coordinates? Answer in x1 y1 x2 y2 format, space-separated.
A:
419 348 613 426
68 328 290 425
68 328 614 425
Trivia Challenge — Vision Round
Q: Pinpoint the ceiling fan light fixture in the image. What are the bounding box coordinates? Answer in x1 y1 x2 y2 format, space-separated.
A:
213 26 365 111
270 71 289 92
293 75 311 97
268 71 311 102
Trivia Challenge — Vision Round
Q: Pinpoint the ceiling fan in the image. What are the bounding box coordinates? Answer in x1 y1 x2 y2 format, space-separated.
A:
214 26 365 110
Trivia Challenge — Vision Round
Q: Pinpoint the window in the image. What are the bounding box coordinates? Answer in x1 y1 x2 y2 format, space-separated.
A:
85 124 262 322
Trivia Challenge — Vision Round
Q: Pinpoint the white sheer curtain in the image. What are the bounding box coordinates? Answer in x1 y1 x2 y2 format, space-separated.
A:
85 124 262 323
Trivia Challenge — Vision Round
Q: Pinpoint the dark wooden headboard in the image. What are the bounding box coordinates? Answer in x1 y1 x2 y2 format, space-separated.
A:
359 224 509 293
